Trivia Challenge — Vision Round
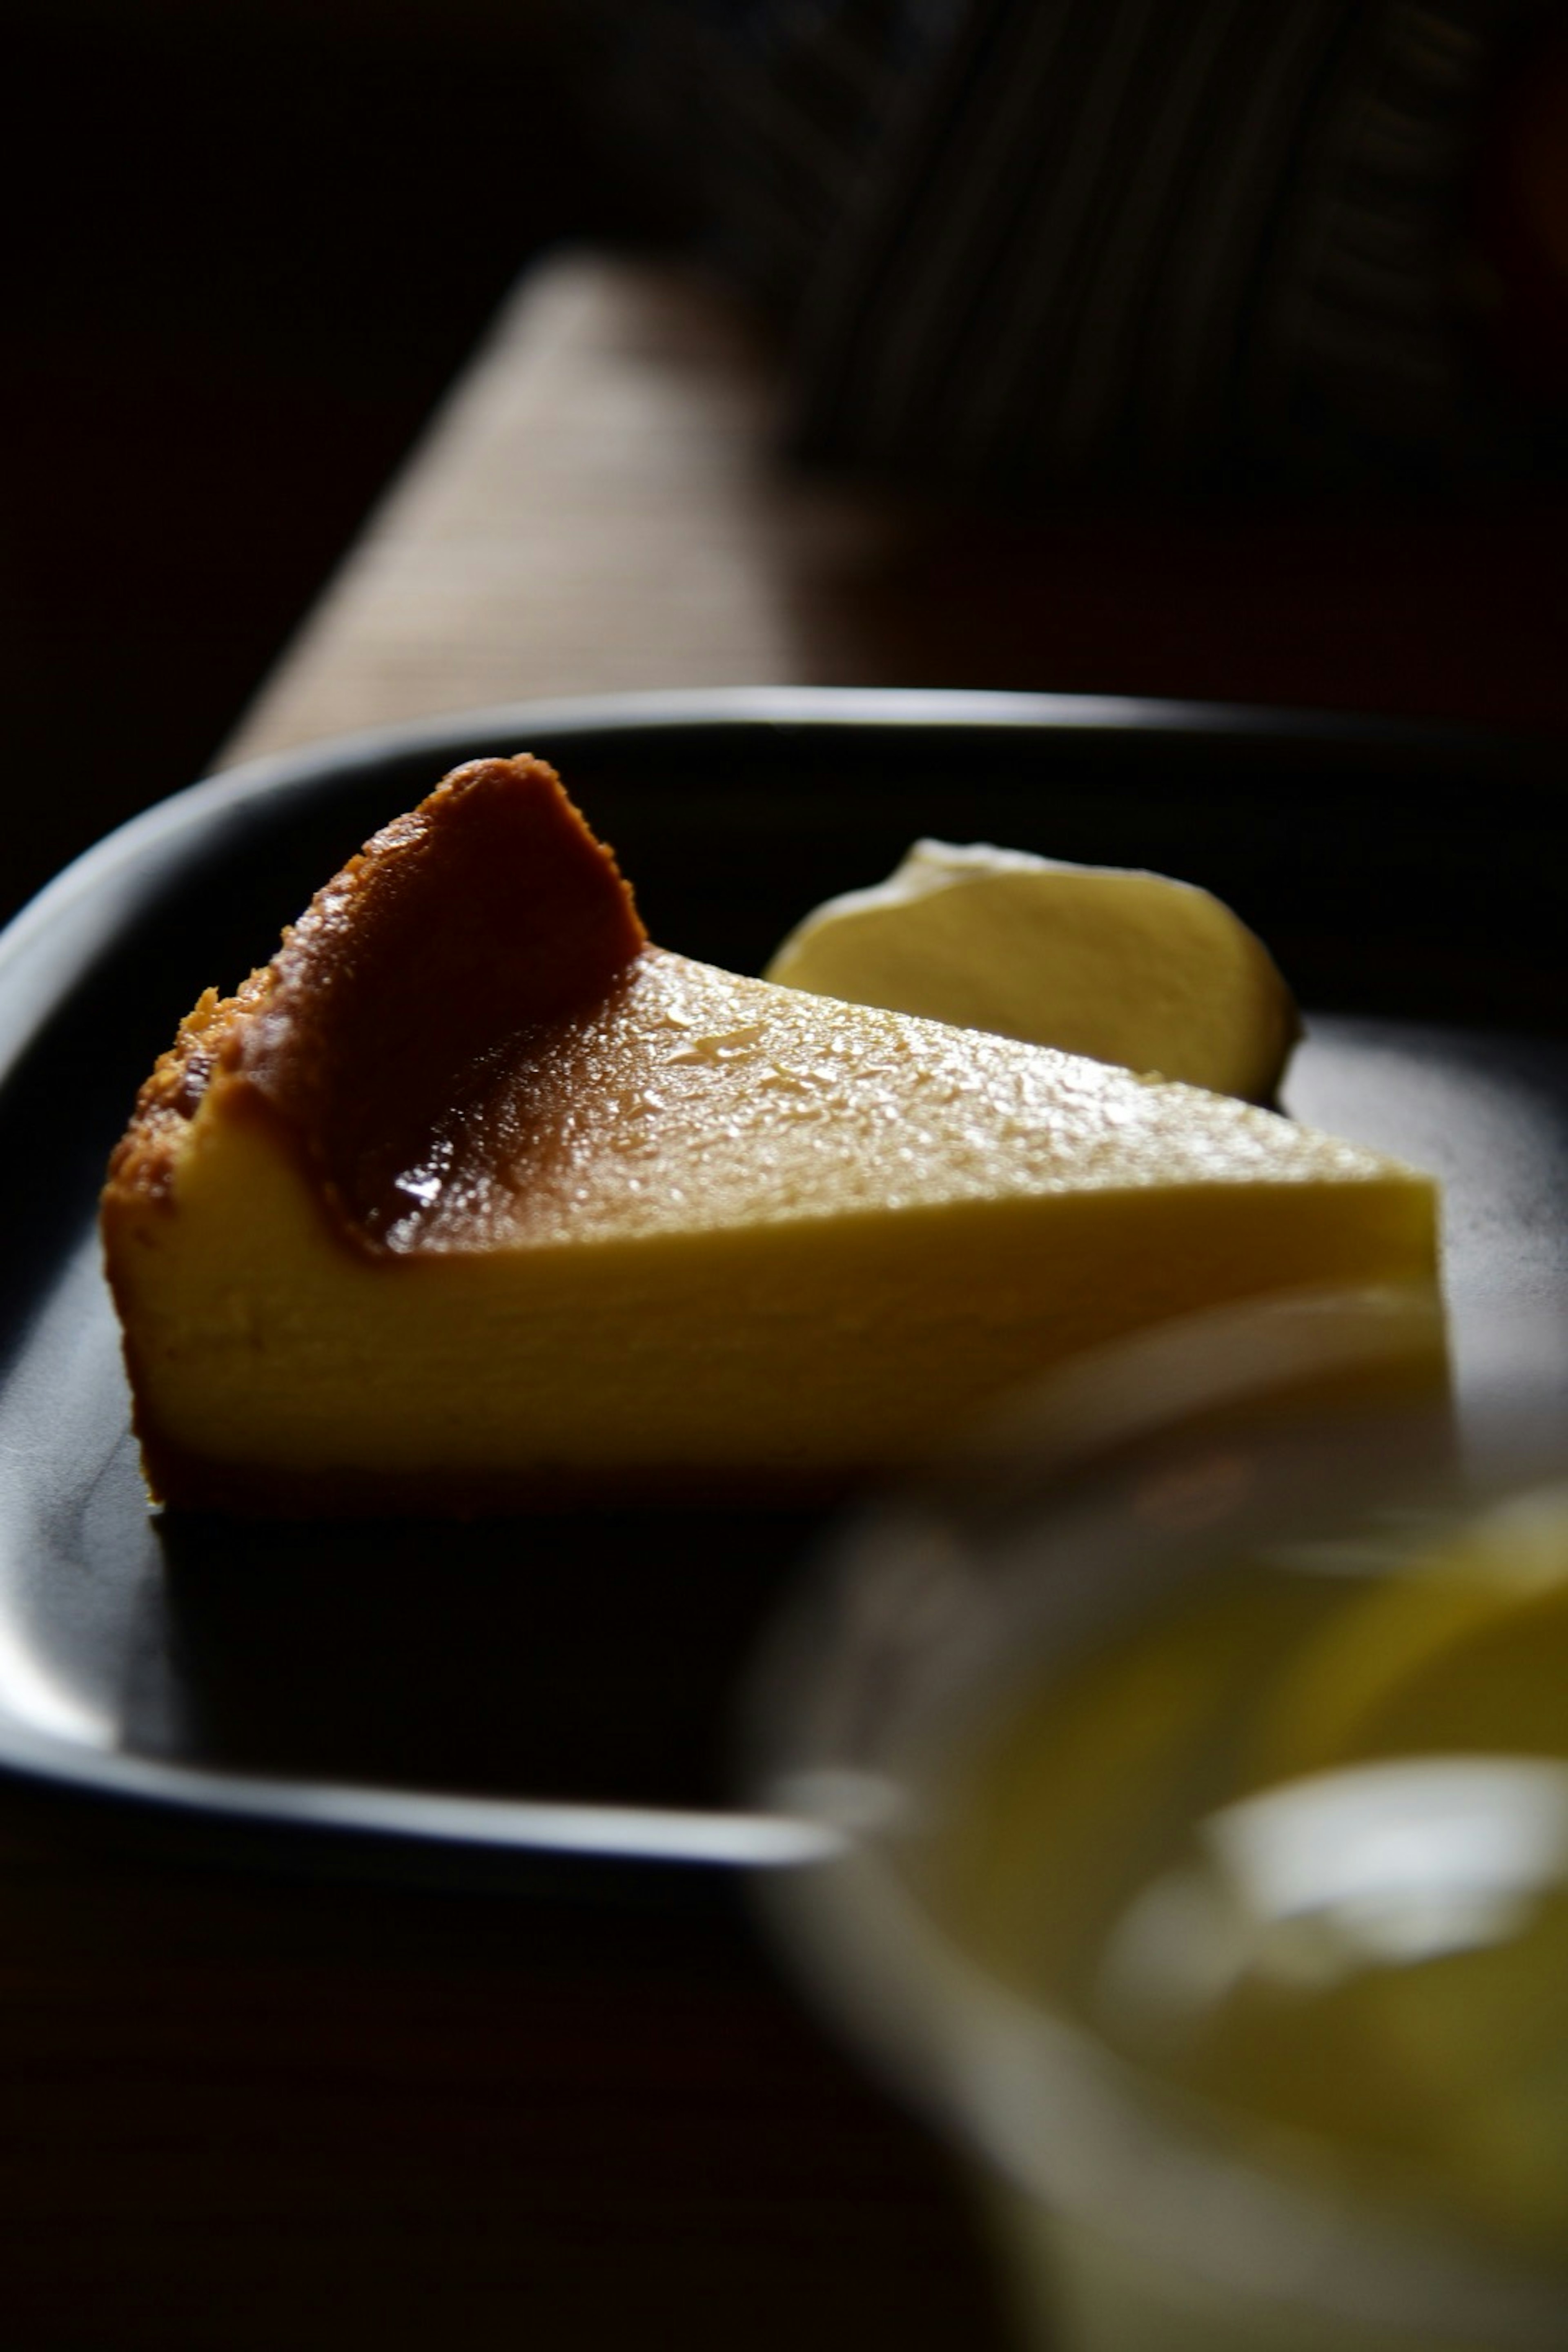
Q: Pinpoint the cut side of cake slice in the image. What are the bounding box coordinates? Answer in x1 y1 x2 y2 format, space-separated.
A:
100 756 1440 1514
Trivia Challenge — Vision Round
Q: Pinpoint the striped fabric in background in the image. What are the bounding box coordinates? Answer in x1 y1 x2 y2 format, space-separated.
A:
599 0 1548 489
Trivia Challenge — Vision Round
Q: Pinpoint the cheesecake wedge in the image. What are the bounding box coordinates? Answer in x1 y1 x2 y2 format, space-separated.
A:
101 755 1439 1513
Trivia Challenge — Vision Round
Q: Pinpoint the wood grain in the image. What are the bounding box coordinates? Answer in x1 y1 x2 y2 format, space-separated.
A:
225 250 1568 769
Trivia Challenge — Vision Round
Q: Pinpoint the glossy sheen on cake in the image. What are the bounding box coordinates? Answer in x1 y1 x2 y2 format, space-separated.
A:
100 756 1440 1513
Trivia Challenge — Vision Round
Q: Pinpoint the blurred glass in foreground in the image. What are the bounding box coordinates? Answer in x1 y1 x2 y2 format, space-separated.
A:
751 1287 1568 2349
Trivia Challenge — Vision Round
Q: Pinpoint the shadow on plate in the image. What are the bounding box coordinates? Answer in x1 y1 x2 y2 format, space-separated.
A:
147 1506 831 1809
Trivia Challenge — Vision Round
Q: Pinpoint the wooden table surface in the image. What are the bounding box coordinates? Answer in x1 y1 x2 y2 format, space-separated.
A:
7 247 1565 2351
228 252 1568 766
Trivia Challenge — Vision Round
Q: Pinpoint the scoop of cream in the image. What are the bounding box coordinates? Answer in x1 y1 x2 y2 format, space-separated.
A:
764 839 1300 1101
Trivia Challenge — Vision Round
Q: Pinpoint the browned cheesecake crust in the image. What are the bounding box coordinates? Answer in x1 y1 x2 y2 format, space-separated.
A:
105 756 646 1254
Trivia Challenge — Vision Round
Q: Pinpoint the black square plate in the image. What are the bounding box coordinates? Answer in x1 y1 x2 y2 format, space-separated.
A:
2 687 1564 1889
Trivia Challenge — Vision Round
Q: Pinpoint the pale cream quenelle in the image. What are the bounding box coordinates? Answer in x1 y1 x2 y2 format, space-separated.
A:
764 838 1300 1100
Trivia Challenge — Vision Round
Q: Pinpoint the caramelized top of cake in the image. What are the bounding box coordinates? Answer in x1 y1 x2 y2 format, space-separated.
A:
108 756 646 1244
107 752 1410 1263
371 947 1394 1255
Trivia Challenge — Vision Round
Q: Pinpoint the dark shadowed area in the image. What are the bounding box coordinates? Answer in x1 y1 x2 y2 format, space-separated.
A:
1 0 667 924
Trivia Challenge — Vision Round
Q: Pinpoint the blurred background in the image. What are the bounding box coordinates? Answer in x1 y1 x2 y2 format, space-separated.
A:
7 0 1568 931
2 0 661 921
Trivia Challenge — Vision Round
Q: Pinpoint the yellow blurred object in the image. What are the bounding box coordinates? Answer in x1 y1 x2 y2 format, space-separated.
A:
1253 1481 1568 1784
940 1477 1568 2267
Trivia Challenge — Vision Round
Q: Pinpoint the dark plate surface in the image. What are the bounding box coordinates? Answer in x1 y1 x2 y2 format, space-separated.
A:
2 687 1565 1884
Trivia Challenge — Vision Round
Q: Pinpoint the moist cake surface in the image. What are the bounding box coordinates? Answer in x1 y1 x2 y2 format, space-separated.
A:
308 945 1382 1257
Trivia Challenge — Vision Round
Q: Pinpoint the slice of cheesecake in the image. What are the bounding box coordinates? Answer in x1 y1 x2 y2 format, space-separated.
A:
100 755 1439 1514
